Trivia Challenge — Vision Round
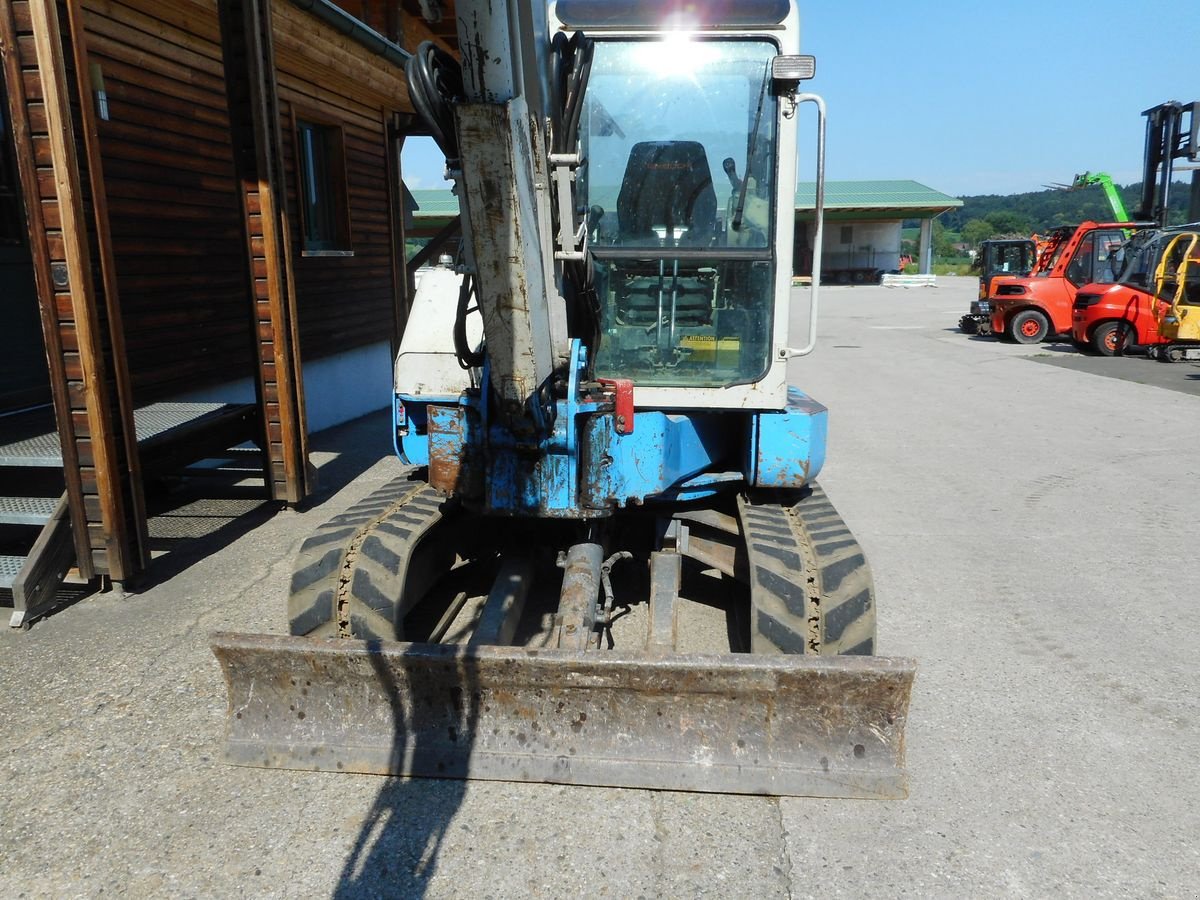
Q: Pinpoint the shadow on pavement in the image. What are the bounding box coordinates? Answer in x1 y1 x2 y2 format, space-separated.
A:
333 645 479 899
304 409 396 509
1024 353 1200 397
132 409 394 593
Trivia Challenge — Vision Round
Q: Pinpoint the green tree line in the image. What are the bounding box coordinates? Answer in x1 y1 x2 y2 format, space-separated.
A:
937 180 1194 247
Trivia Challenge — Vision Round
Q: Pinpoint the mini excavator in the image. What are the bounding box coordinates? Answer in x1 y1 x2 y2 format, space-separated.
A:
211 0 915 799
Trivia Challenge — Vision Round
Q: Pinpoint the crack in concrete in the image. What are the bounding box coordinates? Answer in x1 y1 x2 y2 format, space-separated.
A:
651 791 669 897
773 797 797 899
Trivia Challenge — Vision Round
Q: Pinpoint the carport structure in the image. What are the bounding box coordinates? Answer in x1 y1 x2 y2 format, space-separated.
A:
793 180 962 279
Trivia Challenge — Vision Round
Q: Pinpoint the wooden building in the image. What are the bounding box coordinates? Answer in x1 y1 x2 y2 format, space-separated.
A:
0 0 453 624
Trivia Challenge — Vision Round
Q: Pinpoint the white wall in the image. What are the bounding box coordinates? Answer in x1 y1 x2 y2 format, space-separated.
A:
823 220 903 271
172 340 393 435
300 341 393 433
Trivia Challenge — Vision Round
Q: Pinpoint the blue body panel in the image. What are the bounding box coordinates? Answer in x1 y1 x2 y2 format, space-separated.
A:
394 343 827 516
581 412 730 508
748 388 827 488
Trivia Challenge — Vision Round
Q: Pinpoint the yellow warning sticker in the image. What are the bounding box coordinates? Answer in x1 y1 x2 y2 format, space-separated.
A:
679 335 740 363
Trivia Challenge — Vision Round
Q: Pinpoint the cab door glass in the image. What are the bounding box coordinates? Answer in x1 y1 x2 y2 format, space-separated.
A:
1094 231 1124 285
1064 235 1095 286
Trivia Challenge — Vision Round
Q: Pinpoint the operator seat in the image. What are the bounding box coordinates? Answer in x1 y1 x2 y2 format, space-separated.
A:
616 141 717 246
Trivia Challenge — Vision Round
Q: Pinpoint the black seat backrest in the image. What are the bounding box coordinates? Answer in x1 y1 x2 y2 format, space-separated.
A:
616 141 716 245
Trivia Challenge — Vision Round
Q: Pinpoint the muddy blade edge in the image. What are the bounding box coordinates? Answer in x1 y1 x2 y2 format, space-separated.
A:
209 632 915 799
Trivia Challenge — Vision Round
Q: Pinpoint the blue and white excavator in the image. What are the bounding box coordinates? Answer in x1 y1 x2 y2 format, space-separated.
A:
211 0 915 799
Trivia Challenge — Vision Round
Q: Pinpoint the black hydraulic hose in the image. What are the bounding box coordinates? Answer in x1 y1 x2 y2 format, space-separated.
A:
551 32 568 139
558 34 594 154
404 41 479 368
407 32 602 370
549 32 602 367
405 41 463 159
453 273 485 369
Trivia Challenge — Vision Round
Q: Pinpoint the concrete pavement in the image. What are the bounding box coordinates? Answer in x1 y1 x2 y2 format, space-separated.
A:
2 275 1198 898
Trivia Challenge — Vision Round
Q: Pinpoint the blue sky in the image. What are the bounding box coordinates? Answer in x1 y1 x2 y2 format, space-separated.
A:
402 2 1199 198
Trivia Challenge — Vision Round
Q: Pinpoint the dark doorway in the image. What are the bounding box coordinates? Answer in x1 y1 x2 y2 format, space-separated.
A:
0 71 50 415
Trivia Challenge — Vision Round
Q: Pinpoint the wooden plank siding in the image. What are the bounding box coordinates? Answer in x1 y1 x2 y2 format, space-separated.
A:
3 0 423 583
333 1 458 55
271 0 410 362
5 0 143 580
64 0 149 575
81 0 255 401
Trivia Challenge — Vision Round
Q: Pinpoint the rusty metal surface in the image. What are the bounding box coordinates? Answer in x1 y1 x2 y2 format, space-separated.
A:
469 558 532 647
681 532 744 581
426 405 469 495
210 632 914 799
455 101 561 429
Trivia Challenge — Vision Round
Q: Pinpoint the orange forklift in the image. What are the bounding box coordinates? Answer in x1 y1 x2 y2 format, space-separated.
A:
1070 227 1195 355
959 238 1038 335
987 221 1156 343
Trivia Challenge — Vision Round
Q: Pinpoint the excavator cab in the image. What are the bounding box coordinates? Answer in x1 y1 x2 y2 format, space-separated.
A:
584 37 780 387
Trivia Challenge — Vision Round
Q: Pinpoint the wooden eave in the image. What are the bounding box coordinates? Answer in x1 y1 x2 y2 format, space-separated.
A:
273 1 413 110
395 0 457 55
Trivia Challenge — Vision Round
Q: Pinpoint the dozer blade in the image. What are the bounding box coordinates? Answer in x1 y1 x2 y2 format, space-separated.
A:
210 632 914 799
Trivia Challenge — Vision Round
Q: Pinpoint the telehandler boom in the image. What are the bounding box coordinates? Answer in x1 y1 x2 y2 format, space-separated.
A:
210 0 915 799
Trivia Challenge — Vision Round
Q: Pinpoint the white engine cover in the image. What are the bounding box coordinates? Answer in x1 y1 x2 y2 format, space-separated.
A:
394 266 481 399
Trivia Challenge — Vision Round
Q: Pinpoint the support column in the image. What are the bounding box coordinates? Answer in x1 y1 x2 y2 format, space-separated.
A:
21 0 145 580
218 0 311 504
919 218 933 274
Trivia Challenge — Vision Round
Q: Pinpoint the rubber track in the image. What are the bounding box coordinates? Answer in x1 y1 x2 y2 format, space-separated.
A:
287 476 450 640
738 483 876 656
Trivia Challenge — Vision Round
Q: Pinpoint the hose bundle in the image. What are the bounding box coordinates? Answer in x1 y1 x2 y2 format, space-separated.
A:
403 34 603 373
405 41 463 159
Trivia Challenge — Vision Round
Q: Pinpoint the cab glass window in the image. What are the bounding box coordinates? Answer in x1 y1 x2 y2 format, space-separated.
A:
581 39 780 389
1064 235 1095 285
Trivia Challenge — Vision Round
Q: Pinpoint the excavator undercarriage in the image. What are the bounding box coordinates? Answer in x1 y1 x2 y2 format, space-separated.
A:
211 474 913 798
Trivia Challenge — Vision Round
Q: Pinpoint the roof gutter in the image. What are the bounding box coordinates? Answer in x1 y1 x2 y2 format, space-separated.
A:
287 0 411 68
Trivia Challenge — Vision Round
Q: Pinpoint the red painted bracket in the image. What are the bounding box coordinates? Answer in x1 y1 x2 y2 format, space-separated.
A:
597 378 635 435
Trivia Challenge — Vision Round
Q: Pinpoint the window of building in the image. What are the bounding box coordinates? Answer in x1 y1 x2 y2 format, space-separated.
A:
296 119 351 255
839 225 853 245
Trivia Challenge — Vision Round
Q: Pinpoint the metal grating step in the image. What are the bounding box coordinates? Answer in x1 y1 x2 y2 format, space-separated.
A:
0 496 57 526
0 402 244 468
0 555 25 590
134 402 229 443
0 427 62 468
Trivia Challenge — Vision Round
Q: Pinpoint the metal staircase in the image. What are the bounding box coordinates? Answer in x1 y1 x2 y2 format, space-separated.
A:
1 401 261 628
0 409 73 628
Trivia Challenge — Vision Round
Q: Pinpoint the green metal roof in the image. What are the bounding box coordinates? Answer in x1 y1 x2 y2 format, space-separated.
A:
410 180 962 218
410 189 461 217
795 180 962 212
